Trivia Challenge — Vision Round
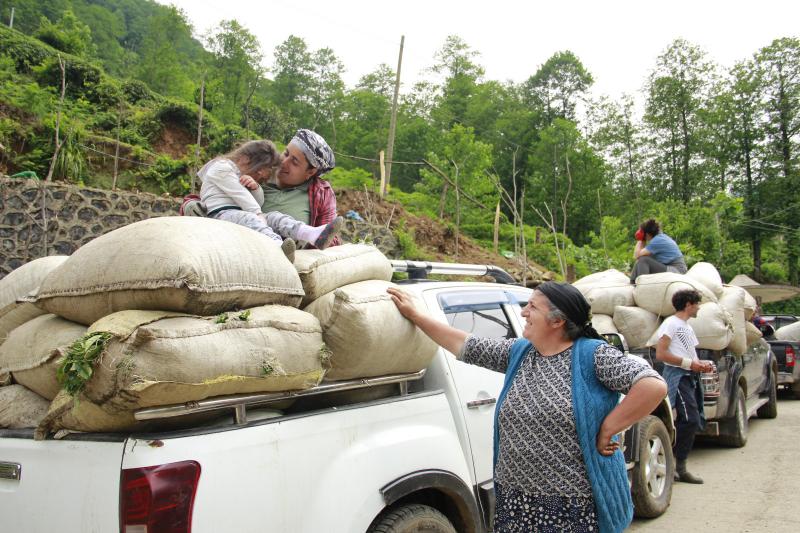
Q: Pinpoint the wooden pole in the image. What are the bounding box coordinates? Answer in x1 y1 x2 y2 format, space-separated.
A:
493 201 500 254
112 108 121 190
379 150 386 197
384 35 404 196
193 77 205 193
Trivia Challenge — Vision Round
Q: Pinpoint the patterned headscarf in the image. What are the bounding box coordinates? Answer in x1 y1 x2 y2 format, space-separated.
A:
289 129 335 177
537 281 603 340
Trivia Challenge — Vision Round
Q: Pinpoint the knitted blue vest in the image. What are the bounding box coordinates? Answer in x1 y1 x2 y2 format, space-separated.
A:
493 337 633 533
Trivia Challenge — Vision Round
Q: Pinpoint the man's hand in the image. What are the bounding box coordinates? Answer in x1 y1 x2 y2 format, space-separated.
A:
239 174 259 190
596 423 621 456
692 360 715 373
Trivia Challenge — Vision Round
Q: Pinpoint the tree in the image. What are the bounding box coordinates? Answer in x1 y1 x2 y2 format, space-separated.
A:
644 39 718 204
270 35 314 126
308 47 345 142
34 9 96 57
757 38 800 284
522 51 593 123
206 20 264 125
134 5 195 100
585 94 647 211
430 35 484 128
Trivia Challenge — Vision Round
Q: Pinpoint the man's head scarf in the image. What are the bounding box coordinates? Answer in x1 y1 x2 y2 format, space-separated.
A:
289 129 335 177
536 281 603 340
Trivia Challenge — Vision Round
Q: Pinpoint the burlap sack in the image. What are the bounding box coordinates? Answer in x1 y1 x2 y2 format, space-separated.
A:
775 321 800 342
32 217 304 325
0 314 87 399
591 314 618 336
304 280 439 380
742 289 758 321
718 286 747 355
689 302 734 350
0 256 68 344
577 284 635 316
573 269 630 288
0 385 51 429
745 321 763 347
37 306 328 435
612 306 659 349
686 262 724 297
294 244 393 306
633 273 718 317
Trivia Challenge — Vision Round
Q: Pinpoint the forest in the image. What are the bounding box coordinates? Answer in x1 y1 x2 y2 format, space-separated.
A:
0 0 798 312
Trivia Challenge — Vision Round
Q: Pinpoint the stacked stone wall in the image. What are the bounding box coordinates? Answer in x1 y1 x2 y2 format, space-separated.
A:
0 177 399 278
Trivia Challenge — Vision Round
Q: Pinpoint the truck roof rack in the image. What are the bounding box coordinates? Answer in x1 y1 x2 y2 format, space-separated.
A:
134 369 426 426
390 260 517 285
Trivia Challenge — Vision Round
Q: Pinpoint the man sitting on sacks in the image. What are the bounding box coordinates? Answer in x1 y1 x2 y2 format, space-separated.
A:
182 129 342 249
630 218 688 282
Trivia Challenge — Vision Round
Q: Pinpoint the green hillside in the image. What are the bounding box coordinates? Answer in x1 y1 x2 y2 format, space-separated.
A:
0 2 798 313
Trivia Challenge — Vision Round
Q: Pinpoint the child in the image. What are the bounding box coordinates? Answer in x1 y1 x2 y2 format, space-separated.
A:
199 140 342 261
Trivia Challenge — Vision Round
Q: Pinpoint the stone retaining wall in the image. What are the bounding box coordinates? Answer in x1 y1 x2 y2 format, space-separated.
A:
0 177 399 278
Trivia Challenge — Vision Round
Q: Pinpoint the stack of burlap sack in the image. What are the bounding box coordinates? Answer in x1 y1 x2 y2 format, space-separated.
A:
0 217 437 437
574 262 764 353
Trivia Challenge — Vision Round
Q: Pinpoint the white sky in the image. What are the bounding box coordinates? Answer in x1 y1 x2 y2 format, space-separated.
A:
160 0 799 102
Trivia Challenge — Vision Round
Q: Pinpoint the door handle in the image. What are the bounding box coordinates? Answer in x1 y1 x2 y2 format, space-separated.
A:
0 461 21 480
467 397 497 409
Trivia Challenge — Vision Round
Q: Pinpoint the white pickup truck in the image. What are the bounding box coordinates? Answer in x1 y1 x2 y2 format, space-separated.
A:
0 261 675 532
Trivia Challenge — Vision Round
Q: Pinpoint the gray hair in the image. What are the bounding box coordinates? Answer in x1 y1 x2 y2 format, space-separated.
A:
539 290 584 341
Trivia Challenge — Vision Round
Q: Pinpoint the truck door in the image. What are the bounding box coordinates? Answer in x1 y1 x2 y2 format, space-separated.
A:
422 288 531 491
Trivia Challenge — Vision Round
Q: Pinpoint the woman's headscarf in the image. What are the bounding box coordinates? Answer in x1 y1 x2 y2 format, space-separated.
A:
536 281 603 340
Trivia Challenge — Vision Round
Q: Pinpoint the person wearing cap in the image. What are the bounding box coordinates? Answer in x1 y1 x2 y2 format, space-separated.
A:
387 282 667 533
240 129 341 248
182 129 342 249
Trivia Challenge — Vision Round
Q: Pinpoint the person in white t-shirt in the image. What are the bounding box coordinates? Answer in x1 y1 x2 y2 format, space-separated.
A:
655 289 714 484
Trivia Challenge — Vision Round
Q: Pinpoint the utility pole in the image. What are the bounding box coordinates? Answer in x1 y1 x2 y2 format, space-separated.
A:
383 35 404 196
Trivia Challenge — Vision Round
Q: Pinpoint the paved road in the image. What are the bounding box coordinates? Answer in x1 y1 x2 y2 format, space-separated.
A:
628 392 800 532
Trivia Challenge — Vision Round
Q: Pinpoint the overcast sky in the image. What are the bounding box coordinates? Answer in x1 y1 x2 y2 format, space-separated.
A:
160 0 799 102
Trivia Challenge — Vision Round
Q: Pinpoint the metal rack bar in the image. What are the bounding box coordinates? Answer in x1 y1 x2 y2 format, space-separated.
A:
134 369 426 422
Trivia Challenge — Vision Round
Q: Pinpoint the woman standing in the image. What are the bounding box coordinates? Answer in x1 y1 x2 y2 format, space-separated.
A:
387 282 667 533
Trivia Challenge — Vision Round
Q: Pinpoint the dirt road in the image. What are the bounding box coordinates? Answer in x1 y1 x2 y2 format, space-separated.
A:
628 393 800 532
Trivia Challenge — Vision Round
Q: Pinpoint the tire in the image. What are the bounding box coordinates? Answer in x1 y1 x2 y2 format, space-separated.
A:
368 504 457 533
630 415 674 518
757 367 778 419
719 385 748 448
792 383 800 400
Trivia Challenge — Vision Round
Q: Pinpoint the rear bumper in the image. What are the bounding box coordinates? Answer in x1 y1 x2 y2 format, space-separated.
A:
778 371 797 386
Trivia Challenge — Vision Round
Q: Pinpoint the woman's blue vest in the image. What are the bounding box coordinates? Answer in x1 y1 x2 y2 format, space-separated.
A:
493 337 633 533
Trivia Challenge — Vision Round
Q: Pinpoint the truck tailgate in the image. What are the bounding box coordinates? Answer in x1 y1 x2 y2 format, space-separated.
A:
0 431 126 533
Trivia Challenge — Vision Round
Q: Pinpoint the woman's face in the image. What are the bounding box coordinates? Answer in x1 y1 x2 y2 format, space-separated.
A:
520 291 559 343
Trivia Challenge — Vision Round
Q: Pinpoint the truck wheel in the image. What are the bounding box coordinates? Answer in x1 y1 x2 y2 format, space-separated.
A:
630 415 674 518
757 367 778 419
792 383 800 400
368 504 457 533
719 385 748 448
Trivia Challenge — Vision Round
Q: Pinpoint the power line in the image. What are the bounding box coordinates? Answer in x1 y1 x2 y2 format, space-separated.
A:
333 151 426 165
78 143 156 167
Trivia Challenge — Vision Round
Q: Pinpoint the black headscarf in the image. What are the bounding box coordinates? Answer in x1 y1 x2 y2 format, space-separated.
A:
536 281 603 340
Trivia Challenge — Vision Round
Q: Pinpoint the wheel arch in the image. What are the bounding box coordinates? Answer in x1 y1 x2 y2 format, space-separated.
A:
375 469 486 533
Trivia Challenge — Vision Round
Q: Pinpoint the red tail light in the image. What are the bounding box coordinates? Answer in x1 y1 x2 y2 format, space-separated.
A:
120 460 201 533
787 346 795 367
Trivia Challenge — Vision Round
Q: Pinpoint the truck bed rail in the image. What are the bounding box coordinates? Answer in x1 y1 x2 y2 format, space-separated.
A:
134 369 426 425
